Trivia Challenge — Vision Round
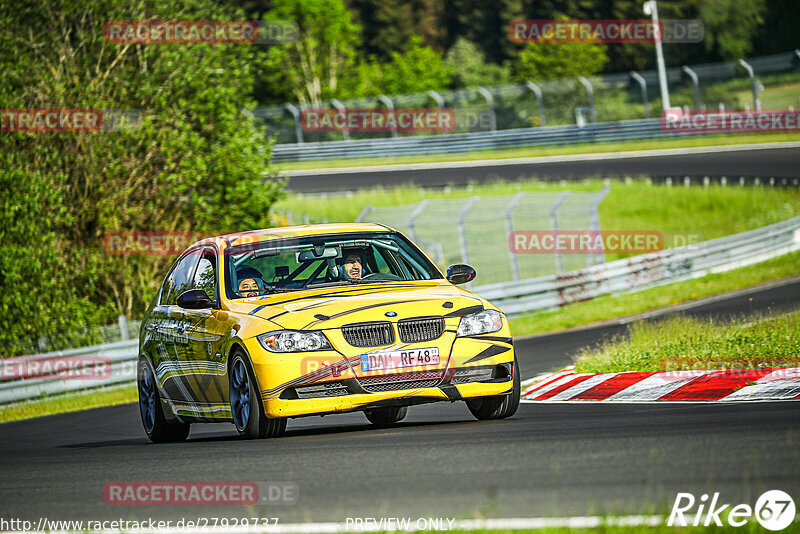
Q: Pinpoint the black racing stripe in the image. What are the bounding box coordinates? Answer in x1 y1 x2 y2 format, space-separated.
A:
463 335 513 345
463 344 511 364
268 310 289 321
328 300 418 320
249 304 269 316
260 283 432 308
444 304 484 318
304 300 420 329
438 384 462 401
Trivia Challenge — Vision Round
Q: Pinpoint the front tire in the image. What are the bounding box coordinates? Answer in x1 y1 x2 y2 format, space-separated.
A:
138 357 190 443
229 351 286 439
364 406 407 427
466 358 520 420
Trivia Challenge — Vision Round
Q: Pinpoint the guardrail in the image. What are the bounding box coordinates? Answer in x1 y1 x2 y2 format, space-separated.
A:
272 118 690 162
2 216 798 405
0 339 138 405
475 215 800 316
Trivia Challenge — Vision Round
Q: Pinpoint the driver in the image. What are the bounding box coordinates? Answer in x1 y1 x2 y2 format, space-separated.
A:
236 266 265 297
342 251 365 280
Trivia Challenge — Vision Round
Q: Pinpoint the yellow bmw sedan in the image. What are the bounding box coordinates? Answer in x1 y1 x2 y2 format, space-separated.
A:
138 223 519 442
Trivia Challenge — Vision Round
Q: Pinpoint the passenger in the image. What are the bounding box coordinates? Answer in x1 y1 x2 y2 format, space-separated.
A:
236 266 265 297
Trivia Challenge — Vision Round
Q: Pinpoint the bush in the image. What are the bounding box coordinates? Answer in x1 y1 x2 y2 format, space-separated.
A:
0 0 284 355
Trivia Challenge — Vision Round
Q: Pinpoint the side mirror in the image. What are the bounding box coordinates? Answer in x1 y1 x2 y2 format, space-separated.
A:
177 289 216 309
446 264 476 285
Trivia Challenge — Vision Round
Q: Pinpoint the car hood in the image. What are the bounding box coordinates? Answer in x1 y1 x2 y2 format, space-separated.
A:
230 280 489 330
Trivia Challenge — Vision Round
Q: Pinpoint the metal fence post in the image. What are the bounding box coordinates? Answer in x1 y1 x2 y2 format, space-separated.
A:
476 87 497 131
587 184 611 266
118 315 130 341
407 199 430 242
525 82 546 126
577 76 597 123
284 103 304 143
549 191 570 273
738 59 762 111
378 95 398 138
427 90 444 109
355 204 373 222
681 66 702 110
504 192 525 280
458 196 480 264
330 99 349 140
630 71 650 118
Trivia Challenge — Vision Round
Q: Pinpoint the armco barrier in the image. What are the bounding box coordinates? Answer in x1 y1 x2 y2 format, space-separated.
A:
476 215 800 316
0 339 138 405
271 118 684 162
2 216 798 405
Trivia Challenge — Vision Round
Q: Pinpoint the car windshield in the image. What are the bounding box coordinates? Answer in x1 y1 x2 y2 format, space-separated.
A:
224 232 442 299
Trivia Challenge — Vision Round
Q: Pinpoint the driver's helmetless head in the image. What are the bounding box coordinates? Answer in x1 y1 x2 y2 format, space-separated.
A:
238 278 260 297
343 253 362 279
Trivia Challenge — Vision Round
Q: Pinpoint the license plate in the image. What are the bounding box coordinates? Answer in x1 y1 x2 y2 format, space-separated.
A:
360 347 440 372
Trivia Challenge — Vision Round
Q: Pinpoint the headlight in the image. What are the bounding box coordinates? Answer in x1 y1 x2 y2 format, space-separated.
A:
257 331 332 352
456 309 503 337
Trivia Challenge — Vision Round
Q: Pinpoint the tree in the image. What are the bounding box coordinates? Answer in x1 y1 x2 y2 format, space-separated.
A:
511 41 608 82
699 0 767 59
378 35 452 95
348 0 446 60
0 0 284 353
445 37 511 88
260 0 362 105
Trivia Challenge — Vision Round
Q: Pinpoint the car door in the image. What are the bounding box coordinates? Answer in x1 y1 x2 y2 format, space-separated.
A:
179 247 233 418
150 251 200 406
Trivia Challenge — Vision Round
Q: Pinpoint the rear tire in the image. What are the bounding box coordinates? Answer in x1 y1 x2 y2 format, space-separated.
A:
364 406 407 427
466 358 520 421
138 357 190 443
229 351 286 439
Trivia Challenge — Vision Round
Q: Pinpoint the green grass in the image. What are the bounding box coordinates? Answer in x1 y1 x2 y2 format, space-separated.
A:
447 526 800 534
0 384 137 423
509 249 800 337
734 80 800 110
277 179 800 263
572 309 800 374
275 132 800 170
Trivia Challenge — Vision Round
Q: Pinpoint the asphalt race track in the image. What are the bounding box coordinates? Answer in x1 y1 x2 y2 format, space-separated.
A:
284 145 800 193
1 279 799 524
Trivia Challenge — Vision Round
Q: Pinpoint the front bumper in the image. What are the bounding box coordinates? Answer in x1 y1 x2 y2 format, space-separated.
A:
242 335 515 419
262 379 514 418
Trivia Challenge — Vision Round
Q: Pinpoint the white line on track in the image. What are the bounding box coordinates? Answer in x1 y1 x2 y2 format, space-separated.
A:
279 141 800 177
39 515 666 533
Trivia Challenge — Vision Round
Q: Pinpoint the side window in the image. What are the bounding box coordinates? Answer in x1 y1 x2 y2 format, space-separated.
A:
164 253 200 305
193 251 217 298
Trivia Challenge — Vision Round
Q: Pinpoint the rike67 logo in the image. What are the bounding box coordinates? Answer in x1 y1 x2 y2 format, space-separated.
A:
668 490 796 531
